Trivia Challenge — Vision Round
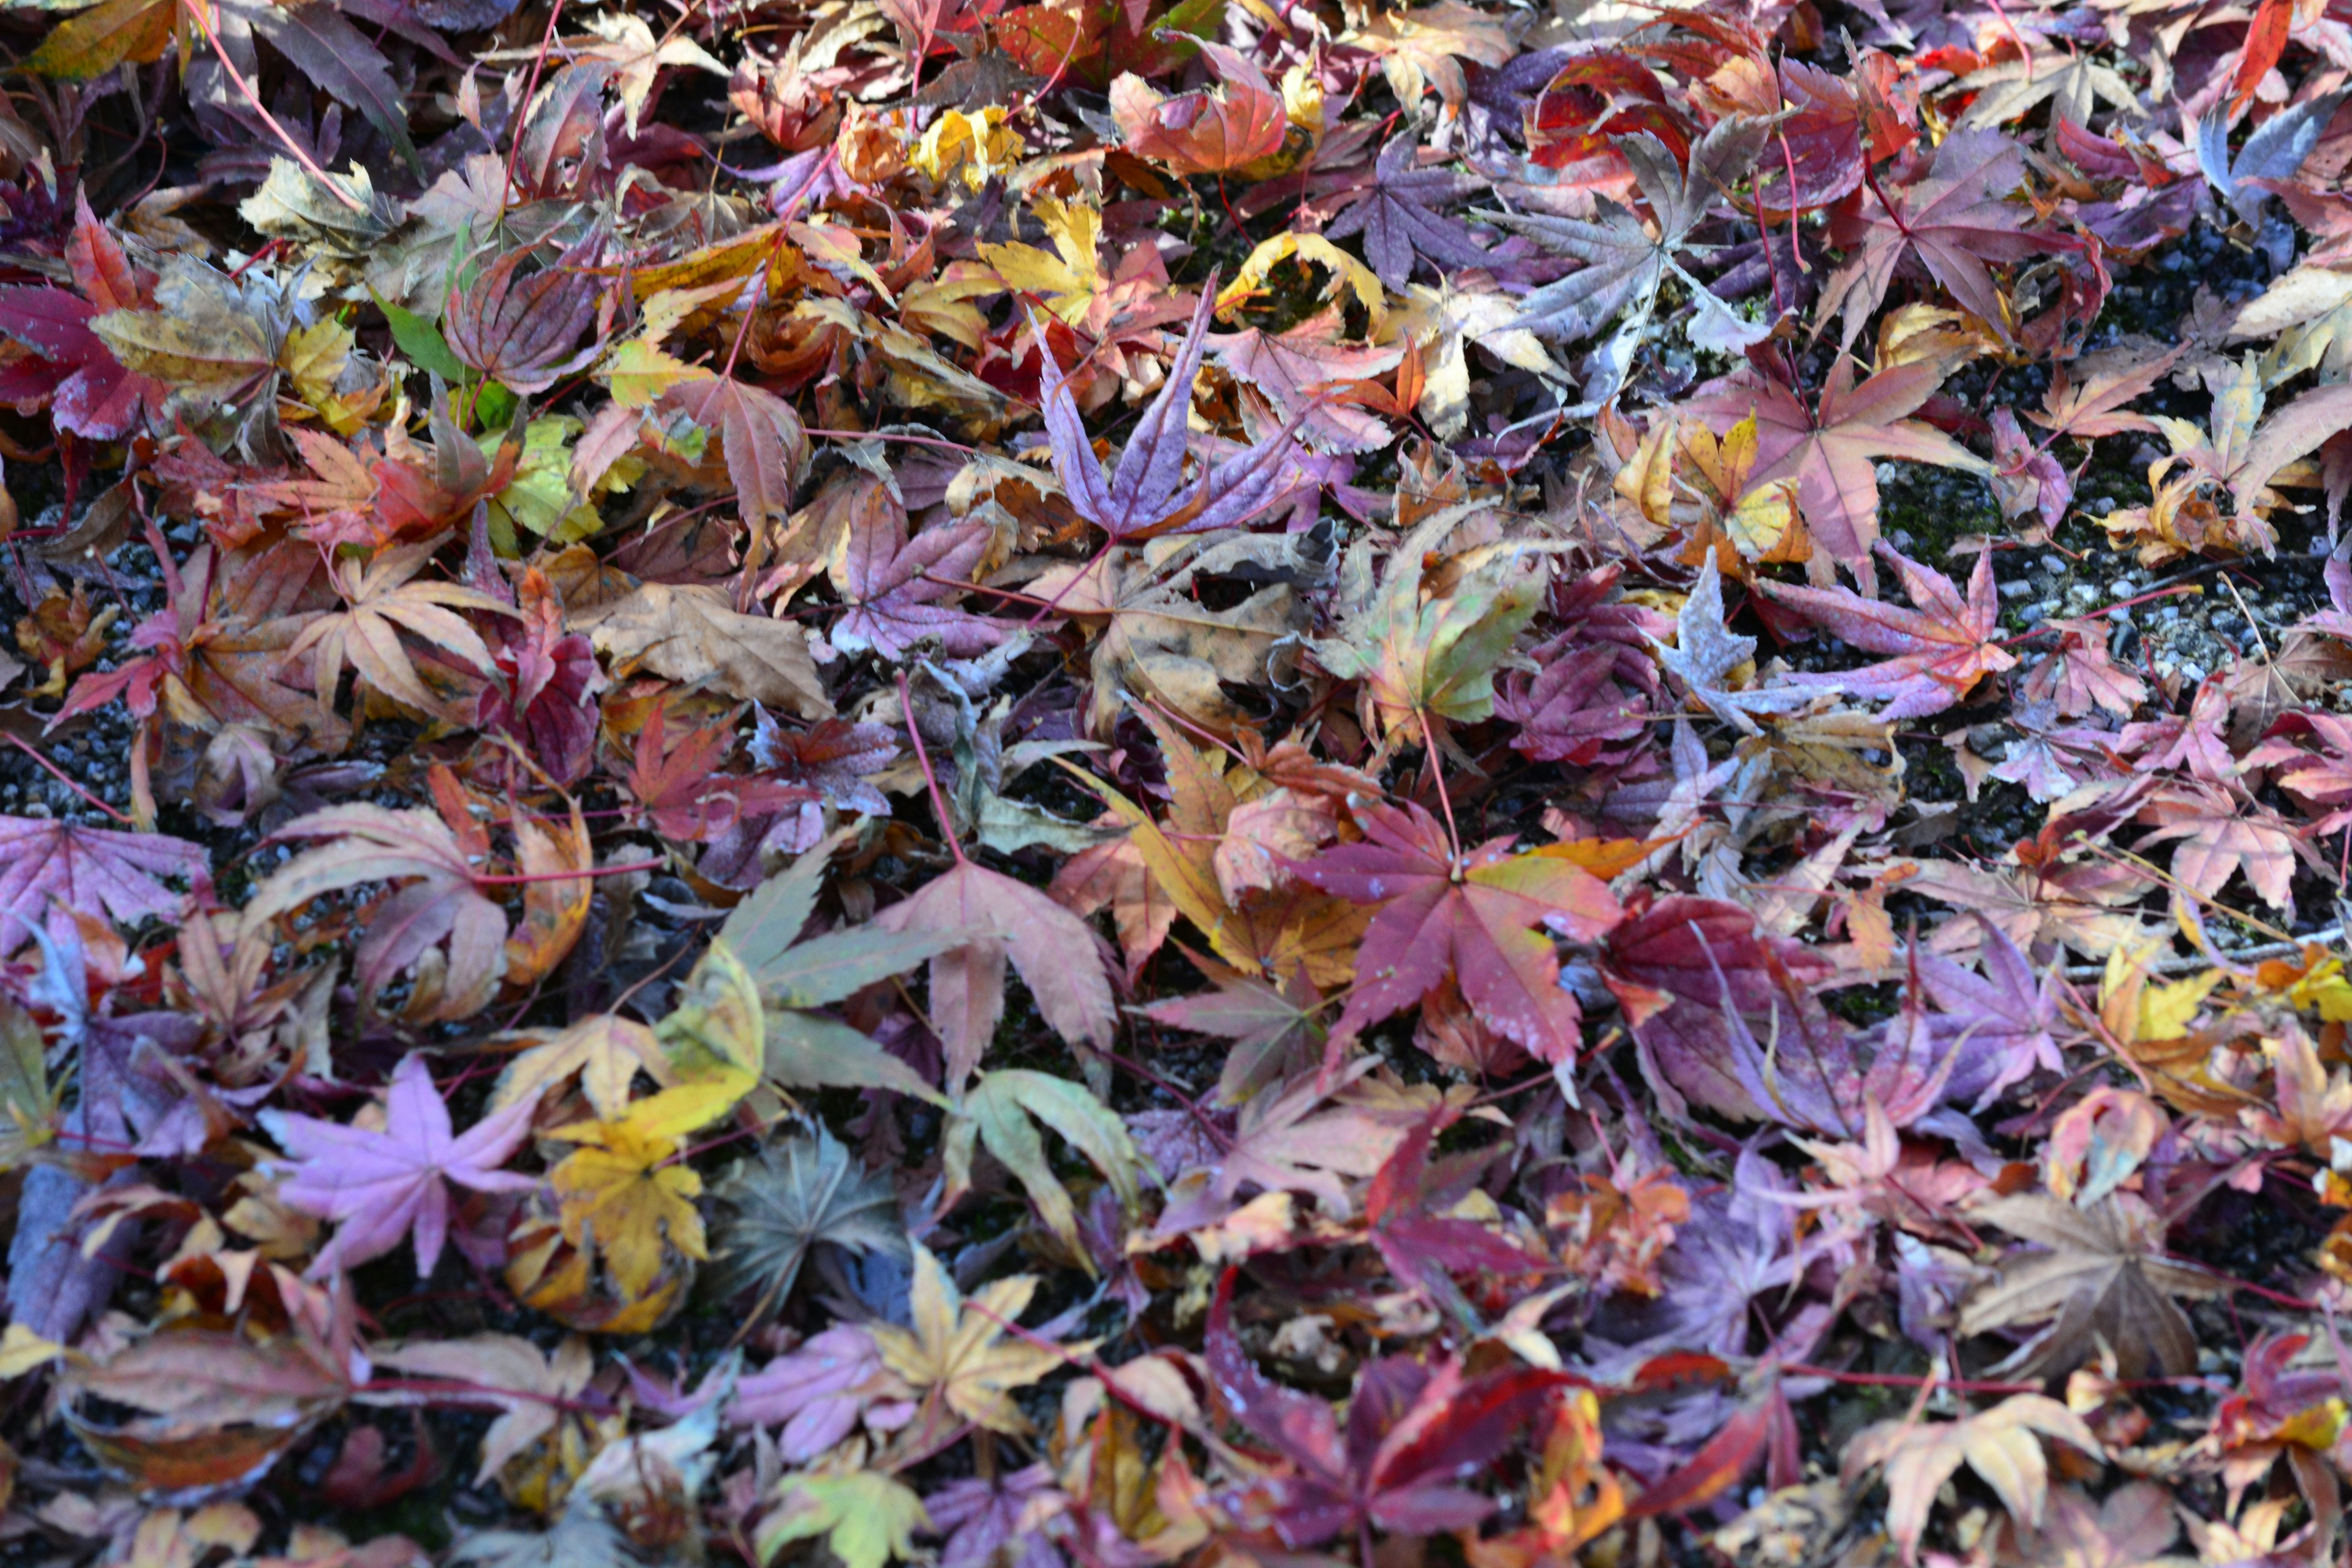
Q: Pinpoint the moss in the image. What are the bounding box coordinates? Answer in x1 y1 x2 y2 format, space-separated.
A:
1874 461 2004 571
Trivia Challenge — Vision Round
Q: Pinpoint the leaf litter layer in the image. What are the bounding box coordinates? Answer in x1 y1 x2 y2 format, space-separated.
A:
4 0 2352 1564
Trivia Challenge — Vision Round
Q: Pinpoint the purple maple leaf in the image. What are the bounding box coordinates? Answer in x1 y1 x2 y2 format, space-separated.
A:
831 513 1006 661
0 815 210 957
260 1055 541 1280
1323 137 1494 290
1033 285 1305 545
1913 913 2071 1108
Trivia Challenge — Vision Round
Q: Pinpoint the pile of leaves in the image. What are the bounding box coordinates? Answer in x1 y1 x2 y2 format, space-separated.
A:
7 0 2352 1559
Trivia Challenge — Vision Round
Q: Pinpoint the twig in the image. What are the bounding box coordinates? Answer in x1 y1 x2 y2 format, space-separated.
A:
2061 925 2347 979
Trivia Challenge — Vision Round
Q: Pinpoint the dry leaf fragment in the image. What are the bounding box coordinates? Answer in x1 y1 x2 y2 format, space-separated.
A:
1844 1393 2100 1562
571 581 832 719
1957 1193 2222 1379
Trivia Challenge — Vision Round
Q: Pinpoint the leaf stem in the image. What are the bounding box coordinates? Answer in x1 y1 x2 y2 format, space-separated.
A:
5 733 132 825
469 858 663 886
498 0 568 209
899 671 968 866
186 0 368 213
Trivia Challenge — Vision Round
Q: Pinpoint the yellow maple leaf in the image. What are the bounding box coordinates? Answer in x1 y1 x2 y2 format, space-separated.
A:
910 107 1023 192
603 338 700 410
545 1104 708 1300
980 198 1107 327
492 1014 675 1123
870 1245 1065 1434
1216 233 1387 333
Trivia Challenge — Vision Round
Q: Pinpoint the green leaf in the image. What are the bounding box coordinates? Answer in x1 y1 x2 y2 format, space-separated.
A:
766 1011 947 1107
372 288 467 381
0 997 54 1174
946 1068 1147 1264
723 833 968 1009
757 1474 929 1568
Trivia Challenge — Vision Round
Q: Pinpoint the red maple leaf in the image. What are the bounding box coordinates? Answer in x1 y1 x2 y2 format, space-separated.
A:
1292 801 1619 1067
1366 1109 1543 1322
1816 129 2068 351
1679 360 1986 573
1205 1270 1570 1551
0 192 163 440
1756 543 2016 721
0 815 210 958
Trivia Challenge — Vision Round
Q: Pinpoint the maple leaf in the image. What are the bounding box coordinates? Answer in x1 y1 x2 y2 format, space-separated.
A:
945 1067 1147 1261
1816 130 2067 350
1680 361 1989 578
475 564 604 786
571 579 832 718
2133 782 2309 912
369 1333 594 1484
59 1327 352 1499
2245 710 2352 833
0 192 162 439
1153 1060 1422 1237
659 373 812 535
2019 616 2147 720
1109 40 1289 176
1324 137 1493 290
0 816 208 958
1485 121 1770 398
715 841 962 1103
620 705 805 844
282 537 513 724
1755 544 2016 721
710 1126 909 1322
1294 799 1620 1066
1957 1193 2222 1379
1033 285 1303 545
732 1324 915 1461
1028 530 1318 738
260 1054 540 1280
88 254 285 423
545 1099 710 1303
1649 554 1809 734
1365 1110 1542 1324
1346 0 1513 110
1140 967 1326 1106
758 1472 931 1568
981 197 1112 328
493 1014 675 1123
1212 314 1406 454
1204 1270 1567 1549
830 501 1006 660
2194 91 2347 227
445 235 606 395
1951 51 2138 130
1311 502 1552 748
869 1244 1064 1436
242 804 510 1021
1913 915 2071 1109
2027 347 2177 443
749 712 897 817
1844 1393 2101 1562
874 853 1117 1093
